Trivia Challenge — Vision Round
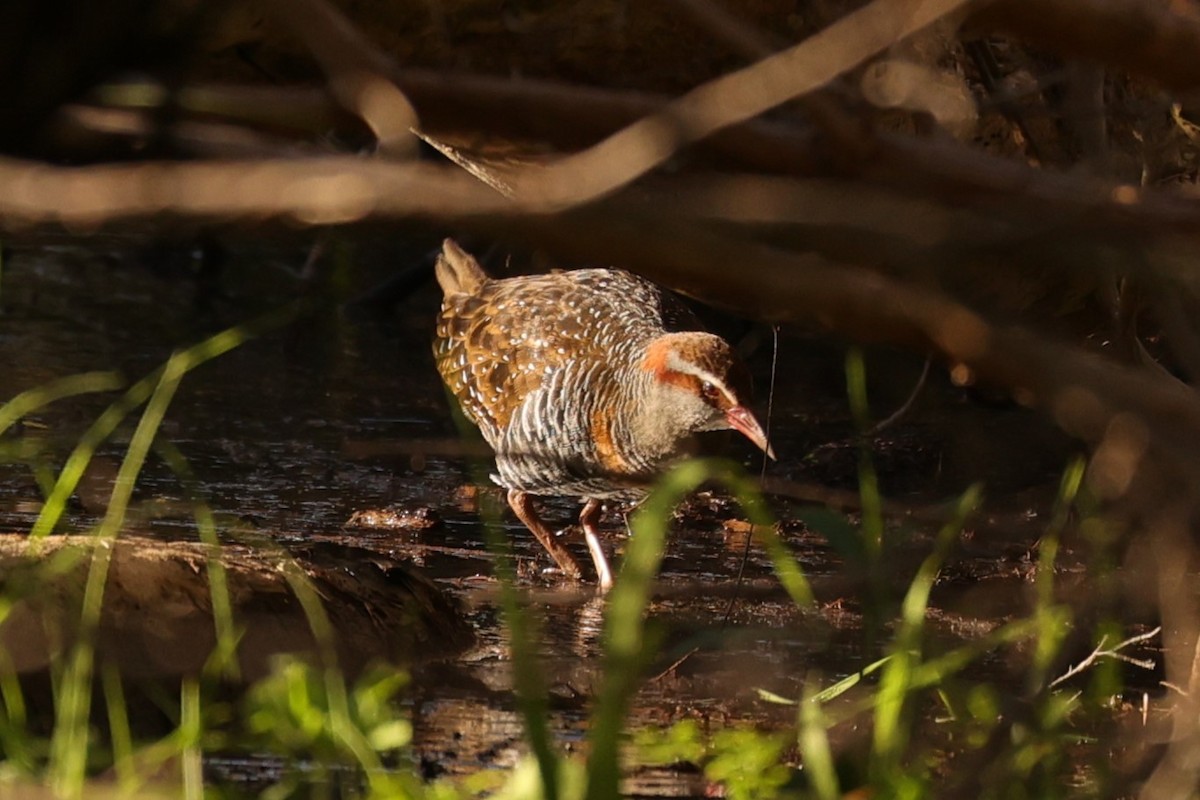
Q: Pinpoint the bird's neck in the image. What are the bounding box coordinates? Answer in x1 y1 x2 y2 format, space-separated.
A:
615 371 697 474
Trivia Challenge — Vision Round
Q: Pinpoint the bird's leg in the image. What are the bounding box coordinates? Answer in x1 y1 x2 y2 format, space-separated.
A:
579 499 614 592
507 489 584 580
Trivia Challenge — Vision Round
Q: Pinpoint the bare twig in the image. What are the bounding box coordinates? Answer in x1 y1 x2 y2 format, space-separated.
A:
80 72 1200 243
664 0 872 159
92 72 824 173
256 0 418 156
867 355 933 436
1048 626 1161 689
0 156 509 227
91 82 353 137
49 103 320 159
509 0 976 209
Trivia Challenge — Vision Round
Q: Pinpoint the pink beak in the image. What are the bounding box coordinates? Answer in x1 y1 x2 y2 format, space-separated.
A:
725 406 776 460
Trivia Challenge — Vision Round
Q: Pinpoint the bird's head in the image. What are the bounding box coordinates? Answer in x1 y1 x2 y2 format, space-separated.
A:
641 332 775 459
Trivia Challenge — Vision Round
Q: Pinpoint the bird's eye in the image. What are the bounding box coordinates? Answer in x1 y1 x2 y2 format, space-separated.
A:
700 381 719 401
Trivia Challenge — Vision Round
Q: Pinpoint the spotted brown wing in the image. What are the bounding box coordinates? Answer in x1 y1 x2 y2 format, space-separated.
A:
433 268 699 447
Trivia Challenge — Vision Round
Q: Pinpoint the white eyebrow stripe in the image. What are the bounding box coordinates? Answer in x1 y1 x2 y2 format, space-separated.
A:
664 351 736 403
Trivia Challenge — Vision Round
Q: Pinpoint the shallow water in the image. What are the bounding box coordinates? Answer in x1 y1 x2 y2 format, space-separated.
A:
0 234 1075 794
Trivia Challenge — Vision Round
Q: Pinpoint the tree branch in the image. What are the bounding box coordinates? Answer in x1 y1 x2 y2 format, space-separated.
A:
256 0 418 155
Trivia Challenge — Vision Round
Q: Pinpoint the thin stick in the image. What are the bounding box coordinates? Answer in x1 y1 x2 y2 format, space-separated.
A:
867 354 932 436
722 326 782 622
511 0 975 208
1048 626 1161 689
652 326 782 683
257 0 418 155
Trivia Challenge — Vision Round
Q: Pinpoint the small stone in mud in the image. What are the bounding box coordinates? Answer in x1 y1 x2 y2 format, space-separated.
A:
454 484 479 512
346 506 441 530
720 518 775 551
721 518 754 535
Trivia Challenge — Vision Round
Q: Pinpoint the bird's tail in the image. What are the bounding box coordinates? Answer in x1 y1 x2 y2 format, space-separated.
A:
435 239 488 295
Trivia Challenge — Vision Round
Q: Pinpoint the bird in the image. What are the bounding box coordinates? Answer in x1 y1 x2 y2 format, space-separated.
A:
432 239 774 591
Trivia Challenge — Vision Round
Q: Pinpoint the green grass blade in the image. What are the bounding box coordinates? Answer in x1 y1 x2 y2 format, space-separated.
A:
0 372 125 439
845 348 882 556
101 661 136 797
809 654 893 705
871 483 981 773
450 397 562 800
0 649 35 774
804 617 1040 736
154 440 242 681
30 303 299 542
28 371 161 541
46 307 300 796
274 559 396 795
1031 459 1085 687
49 351 187 796
757 655 894 708
586 458 812 799
798 679 840 800
910 617 1040 691
179 679 203 800
586 461 701 800
477 498 562 800
715 464 814 609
